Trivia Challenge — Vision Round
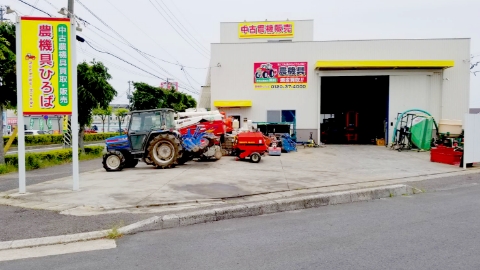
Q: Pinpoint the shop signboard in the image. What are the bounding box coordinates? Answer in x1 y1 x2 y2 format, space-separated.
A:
20 17 73 115
253 62 308 90
160 81 179 90
239 21 294 39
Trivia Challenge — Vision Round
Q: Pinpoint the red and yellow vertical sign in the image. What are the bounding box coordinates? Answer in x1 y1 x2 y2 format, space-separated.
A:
20 17 72 115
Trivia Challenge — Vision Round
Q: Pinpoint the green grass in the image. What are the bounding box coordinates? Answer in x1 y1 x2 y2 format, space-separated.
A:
0 146 104 175
106 222 124 239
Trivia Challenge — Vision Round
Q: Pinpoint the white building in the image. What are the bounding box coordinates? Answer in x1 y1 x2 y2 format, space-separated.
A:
199 19 470 143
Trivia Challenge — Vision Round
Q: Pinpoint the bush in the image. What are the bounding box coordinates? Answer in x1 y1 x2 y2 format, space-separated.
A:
4 145 104 171
3 132 118 147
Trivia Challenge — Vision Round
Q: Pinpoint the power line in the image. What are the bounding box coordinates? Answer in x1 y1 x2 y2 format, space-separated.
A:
80 30 176 81
181 68 196 91
148 0 209 59
182 67 202 86
18 0 52 16
104 0 177 62
166 0 208 45
85 41 199 95
29 0 40 15
80 45 159 80
158 0 210 53
44 0 212 70
33 1 201 95
75 0 199 92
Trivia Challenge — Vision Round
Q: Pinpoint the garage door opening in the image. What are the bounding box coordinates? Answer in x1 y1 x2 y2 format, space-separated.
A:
320 76 389 144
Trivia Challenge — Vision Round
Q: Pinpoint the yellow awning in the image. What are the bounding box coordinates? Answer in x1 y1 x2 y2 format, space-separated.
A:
315 60 455 70
213 100 252 107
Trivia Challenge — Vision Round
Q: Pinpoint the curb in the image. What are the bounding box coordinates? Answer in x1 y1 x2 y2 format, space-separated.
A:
0 184 420 251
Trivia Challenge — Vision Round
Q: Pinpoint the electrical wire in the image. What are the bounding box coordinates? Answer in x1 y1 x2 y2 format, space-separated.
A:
166 0 209 45
148 0 209 59
18 0 52 16
76 0 199 92
104 0 177 62
85 41 199 95
182 67 202 86
181 67 196 91
80 44 158 80
43 0 212 70
158 0 209 53
35 1 201 95
80 30 173 80
29 0 39 15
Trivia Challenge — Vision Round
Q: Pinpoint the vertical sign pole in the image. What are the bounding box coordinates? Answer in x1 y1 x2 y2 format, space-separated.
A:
71 18 79 191
15 16 26 194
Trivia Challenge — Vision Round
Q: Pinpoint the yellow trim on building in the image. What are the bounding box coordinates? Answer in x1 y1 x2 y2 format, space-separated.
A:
213 100 252 107
315 60 455 70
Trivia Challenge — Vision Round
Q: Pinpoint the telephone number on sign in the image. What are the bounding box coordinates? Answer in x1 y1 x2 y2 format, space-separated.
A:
271 84 307 89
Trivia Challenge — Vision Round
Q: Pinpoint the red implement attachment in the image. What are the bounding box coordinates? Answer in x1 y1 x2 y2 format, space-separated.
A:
233 132 268 163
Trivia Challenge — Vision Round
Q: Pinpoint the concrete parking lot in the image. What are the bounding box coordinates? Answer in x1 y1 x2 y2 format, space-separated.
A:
1 145 477 216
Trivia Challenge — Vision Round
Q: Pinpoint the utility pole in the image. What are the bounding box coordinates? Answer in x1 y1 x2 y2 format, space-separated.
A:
0 6 8 23
127 81 132 100
67 0 74 18
68 0 80 191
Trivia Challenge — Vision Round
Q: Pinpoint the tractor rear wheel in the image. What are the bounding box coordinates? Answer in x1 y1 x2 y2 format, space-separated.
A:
148 134 180 169
102 151 126 171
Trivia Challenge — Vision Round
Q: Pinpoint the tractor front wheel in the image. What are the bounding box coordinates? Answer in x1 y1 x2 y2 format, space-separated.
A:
102 151 126 171
148 134 180 169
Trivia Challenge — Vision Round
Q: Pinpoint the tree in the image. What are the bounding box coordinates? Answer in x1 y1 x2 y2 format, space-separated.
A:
129 82 166 110
0 22 17 164
77 60 117 152
129 82 197 111
115 108 129 134
92 106 112 132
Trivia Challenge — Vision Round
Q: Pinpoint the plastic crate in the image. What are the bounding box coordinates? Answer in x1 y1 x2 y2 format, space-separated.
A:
430 146 462 165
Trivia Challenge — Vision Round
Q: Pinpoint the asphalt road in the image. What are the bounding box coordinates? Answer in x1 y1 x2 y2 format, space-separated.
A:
2 175 480 269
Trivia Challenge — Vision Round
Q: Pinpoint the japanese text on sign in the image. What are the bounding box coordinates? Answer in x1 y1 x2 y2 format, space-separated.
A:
20 17 72 115
38 24 55 109
57 24 69 106
253 62 308 90
238 21 294 39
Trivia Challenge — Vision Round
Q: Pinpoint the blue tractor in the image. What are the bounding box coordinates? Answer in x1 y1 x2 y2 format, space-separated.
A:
102 108 217 171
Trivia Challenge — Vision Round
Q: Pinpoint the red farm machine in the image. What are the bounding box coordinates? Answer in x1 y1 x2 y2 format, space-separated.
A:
174 109 233 162
232 132 268 163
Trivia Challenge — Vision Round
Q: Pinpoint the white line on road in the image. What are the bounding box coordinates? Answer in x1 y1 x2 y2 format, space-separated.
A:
0 239 116 262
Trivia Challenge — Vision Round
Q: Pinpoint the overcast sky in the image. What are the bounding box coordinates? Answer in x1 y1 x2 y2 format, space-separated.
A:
3 0 480 107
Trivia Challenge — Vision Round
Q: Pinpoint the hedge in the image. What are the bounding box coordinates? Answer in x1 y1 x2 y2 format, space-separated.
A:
3 132 119 147
2 146 104 171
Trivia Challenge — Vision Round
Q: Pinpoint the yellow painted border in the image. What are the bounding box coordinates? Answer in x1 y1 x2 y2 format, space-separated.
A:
315 60 455 70
213 100 252 107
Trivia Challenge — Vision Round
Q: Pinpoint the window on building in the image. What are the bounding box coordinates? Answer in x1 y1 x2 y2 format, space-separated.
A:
229 115 241 123
267 110 296 123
